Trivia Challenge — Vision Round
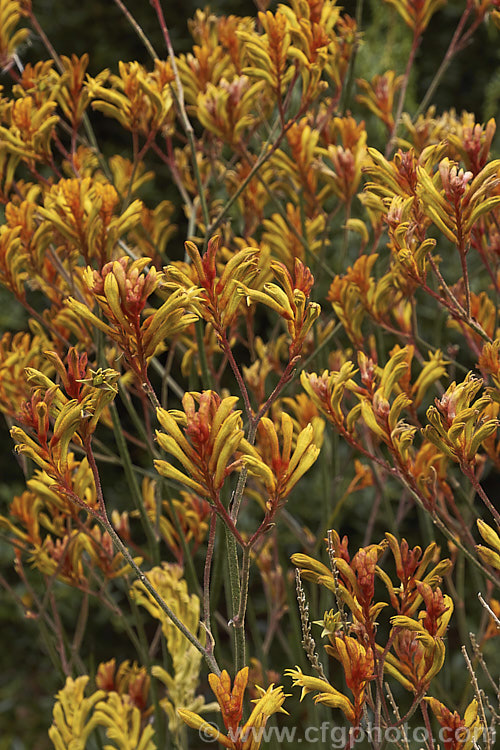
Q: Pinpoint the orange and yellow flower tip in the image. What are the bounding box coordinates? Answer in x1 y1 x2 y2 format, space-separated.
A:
177 710 235 749
285 667 355 724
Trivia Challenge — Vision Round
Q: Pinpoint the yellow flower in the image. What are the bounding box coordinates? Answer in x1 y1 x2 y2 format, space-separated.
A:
423 372 499 465
243 412 322 509
239 258 321 359
476 519 500 571
285 667 356 724
425 697 483 750
155 391 248 498
383 0 446 34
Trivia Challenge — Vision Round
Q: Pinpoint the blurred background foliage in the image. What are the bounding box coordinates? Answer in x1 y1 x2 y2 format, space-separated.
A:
1 0 499 747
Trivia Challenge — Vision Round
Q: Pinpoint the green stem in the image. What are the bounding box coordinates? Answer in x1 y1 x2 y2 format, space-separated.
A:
233 545 251 627
221 331 253 421
225 528 245 670
427 255 492 343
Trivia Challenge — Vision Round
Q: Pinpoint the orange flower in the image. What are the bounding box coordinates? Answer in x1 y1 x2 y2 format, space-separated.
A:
178 666 288 749
209 668 249 736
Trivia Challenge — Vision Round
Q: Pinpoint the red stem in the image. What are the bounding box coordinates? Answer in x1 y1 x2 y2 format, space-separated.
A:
386 29 421 157
463 464 500 529
203 509 217 639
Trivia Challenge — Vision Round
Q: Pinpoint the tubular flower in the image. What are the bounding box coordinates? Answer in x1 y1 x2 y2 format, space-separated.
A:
38 177 143 266
91 692 157 750
209 668 249 739
356 71 403 131
96 659 150 713
478 338 500 392
0 95 58 164
425 697 483 750
57 54 92 131
476 519 500 571
86 59 175 135
423 372 499 466
154 391 248 499
0 452 143 589
243 411 322 511
291 532 455 704
239 258 321 359
324 636 374 723
318 116 368 204
326 254 404 346
387 585 453 693
1 454 93 574
278 0 344 103
178 667 288 750
163 235 260 335
28 524 141 586
10 350 120 483
262 204 325 268
196 75 266 145
302 346 450 475
175 9 251 105
48 676 106 750
292 533 388 634
362 145 444 238
4 197 53 279
12 59 60 108
11 388 95 481
49 667 156 750
444 112 496 175
349 347 416 448
238 10 295 98
416 157 500 246
0 0 29 70
300 362 358 430
0 330 52 416
267 120 321 214
378 533 452 616
285 667 356 724
25 347 119 432
387 220 436 295
0 224 27 298
383 0 446 34
411 348 449 408
68 257 198 377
